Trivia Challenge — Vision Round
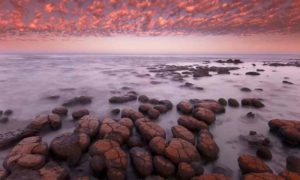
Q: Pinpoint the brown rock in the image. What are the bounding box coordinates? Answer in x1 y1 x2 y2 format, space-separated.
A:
99 118 130 144
52 106 68 116
149 137 167 155
177 100 193 114
130 147 153 177
287 155 300 173
147 108 160 120
192 107 216 125
194 100 225 114
178 115 208 131
177 162 195 179
74 115 99 138
138 95 149 103
197 129 219 161
118 118 133 130
238 154 272 174
72 109 90 119
191 174 231 180
279 170 300 180
153 156 175 178
138 104 152 114
127 136 144 148
256 146 272 160
172 125 195 144
165 138 201 164
121 108 144 121
228 98 239 107
243 172 284 180
28 114 61 130
135 118 166 141
89 139 119 156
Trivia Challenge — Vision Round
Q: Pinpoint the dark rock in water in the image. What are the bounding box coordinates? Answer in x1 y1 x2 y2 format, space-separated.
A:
228 98 239 107
279 170 300 180
111 108 120 115
212 164 233 177
246 112 255 118
171 125 195 144
287 155 300 173
165 138 200 164
90 155 106 173
195 86 204 90
192 68 210 78
241 87 251 92
256 69 265 72
216 59 243 64
121 108 144 121
138 95 149 103
238 154 272 174
159 100 173 111
50 132 90 166
52 106 68 116
256 146 272 160
177 100 193 114
147 108 160 120
3 136 47 171
193 99 225 114
0 128 38 149
63 96 92 106
149 137 167 155
192 173 231 180
149 98 160 105
0 116 9 123
139 104 152 114
218 98 227 106
74 115 99 138
177 162 195 179
153 156 175 178
241 98 265 108
255 88 263 91
178 115 208 132
109 92 137 104
4 109 13 116
246 72 260 76
46 95 60 100
192 107 216 125
0 110 3 116
190 161 204 176
217 69 230 74
197 129 219 161
0 170 7 179
72 109 90 119
130 147 153 177
135 118 166 141
28 113 62 130
252 64 256 66
243 173 283 180
240 132 270 146
153 105 168 113
127 136 144 148
283 80 294 85
99 118 130 144
268 119 300 146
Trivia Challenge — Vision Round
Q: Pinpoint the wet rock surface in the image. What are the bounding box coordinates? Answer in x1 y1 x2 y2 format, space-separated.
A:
192 107 216 125
109 92 137 104
238 154 272 174
197 129 219 161
72 109 90 119
130 147 153 177
63 96 92 106
171 125 195 144
135 118 166 141
177 115 208 131
153 156 175 178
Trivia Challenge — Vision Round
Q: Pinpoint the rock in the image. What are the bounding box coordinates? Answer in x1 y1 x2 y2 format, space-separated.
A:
135 118 166 141
63 96 92 106
171 125 195 144
193 100 225 114
279 170 300 180
191 174 231 180
139 104 152 114
90 155 106 172
165 138 200 164
212 164 233 177
153 105 168 113
197 129 219 161
138 95 149 103
50 132 90 166
238 154 272 174
46 95 60 100
118 118 133 130
52 106 68 116
149 137 167 155
159 100 173 111
121 108 144 121
243 172 284 180
153 156 175 178
4 109 13 116
0 110 3 116
130 147 153 177
283 80 294 85
89 139 119 156
147 108 160 120
256 146 272 160
287 155 300 173
241 98 265 108
190 161 204 176
241 87 251 92
246 72 260 75
178 115 208 131
109 92 137 103
72 109 90 119
192 107 216 125
268 119 300 146
111 108 120 115
177 100 193 114
149 98 160 105
0 170 7 179
0 116 9 123
99 118 130 144
144 175 164 180
218 98 227 106
3 136 47 171
127 136 144 148
28 114 61 130
228 98 239 107
74 115 99 138
0 128 37 149
246 112 255 118
240 133 270 146
177 162 195 179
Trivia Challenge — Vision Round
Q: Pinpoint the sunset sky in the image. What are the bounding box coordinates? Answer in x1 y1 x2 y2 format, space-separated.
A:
0 0 300 54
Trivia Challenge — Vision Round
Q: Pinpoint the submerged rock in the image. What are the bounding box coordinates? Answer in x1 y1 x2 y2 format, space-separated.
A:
63 96 92 106
193 99 225 114
72 109 90 119
287 155 300 173
218 98 227 106
121 108 144 121
256 146 272 160
238 154 272 174
246 72 260 76
52 106 68 116
109 92 137 104
241 98 265 108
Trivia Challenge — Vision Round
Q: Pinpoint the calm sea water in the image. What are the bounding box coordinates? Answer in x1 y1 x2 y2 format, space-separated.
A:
0 54 299 179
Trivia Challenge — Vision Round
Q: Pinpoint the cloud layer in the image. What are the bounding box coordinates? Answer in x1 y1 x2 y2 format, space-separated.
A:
0 0 300 39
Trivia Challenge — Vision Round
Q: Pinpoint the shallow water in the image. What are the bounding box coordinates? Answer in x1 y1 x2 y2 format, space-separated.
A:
0 54 300 179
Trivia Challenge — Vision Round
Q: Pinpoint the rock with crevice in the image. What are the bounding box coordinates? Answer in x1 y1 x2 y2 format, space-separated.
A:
238 154 272 174
130 147 153 177
197 129 219 161
135 118 166 141
177 115 208 131
171 125 195 144
74 115 99 138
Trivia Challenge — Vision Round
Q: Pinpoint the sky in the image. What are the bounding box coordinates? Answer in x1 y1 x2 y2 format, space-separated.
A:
0 0 300 54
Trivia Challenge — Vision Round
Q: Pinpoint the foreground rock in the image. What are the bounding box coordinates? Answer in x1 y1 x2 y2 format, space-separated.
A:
228 98 239 107
149 137 167 155
165 138 200 164
268 119 300 146
50 132 90 166
171 125 195 144
63 96 92 106
74 115 99 138
28 114 61 131
0 129 37 149
121 108 144 121
90 139 128 179
153 156 175 178
287 155 300 173
178 115 208 131
135 118 166 141
280 170 300 180
177 100 193 114
192 107 216 125
177 162 195 179
192 99 225 114
197 129 219 161
238 154 272 174
243 172 283 180
192 174 231 180
72 109 90 119
3 136 47 171
99 118 131 144
246 71 260 76
130 147 153 177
